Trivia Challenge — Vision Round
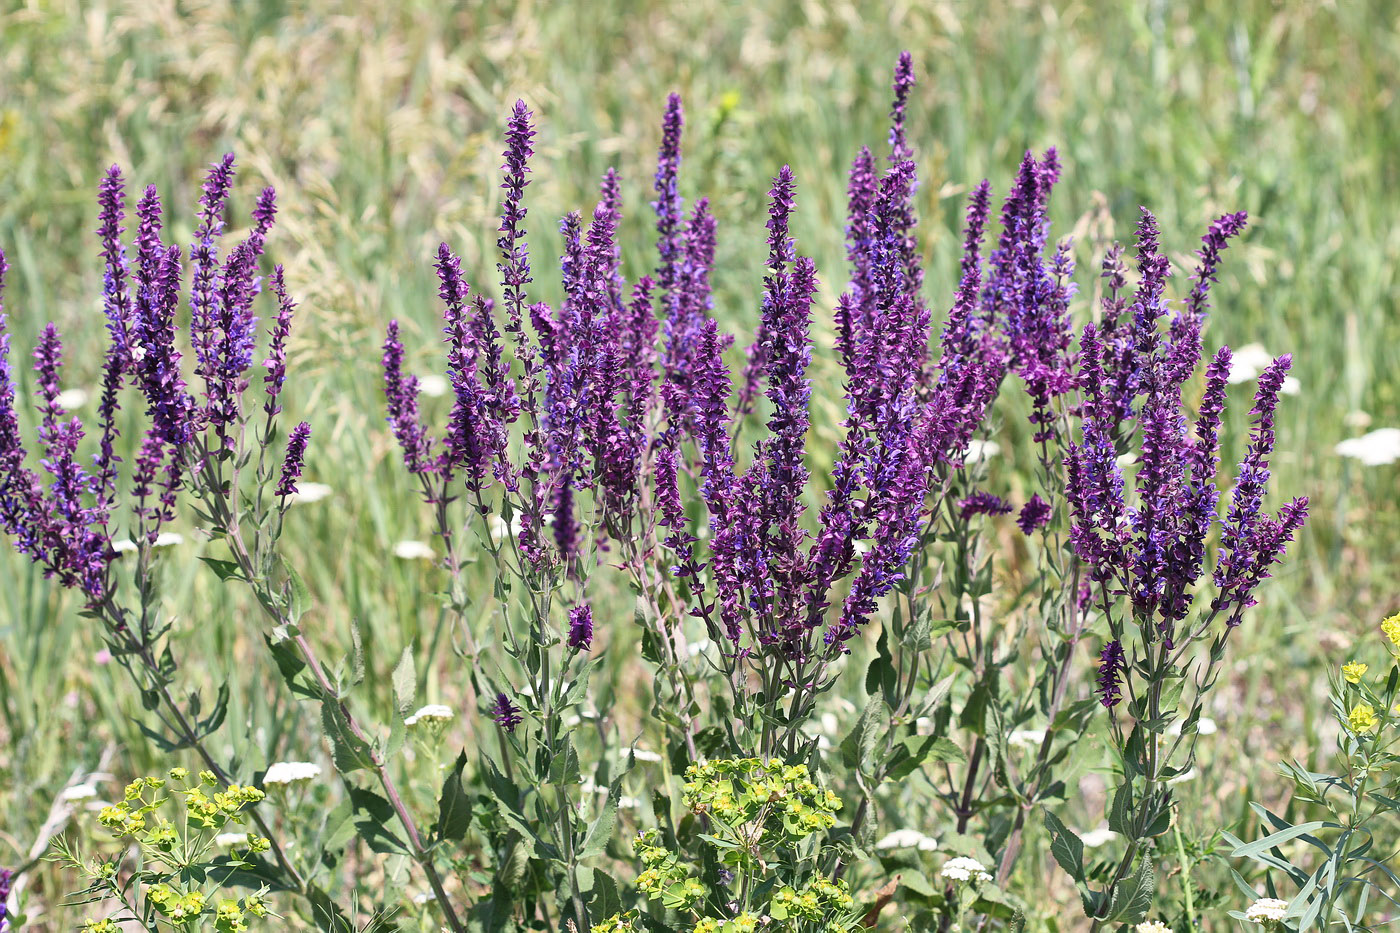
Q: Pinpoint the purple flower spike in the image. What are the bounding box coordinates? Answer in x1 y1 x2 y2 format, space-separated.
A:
567 604 594 650
959 491 1012 520
0 866 11 932
1096 640 1126 708
382 320 433 475
489 692 524 732
1017 494 1052 535
275 421 311 498
263 266 295 418
653 92 686 299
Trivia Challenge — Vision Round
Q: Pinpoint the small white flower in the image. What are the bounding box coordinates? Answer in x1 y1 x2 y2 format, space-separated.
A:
1280 376 1300 396
1167 768 1198 786
417 374 450 398
55 388 90 410
687 639 712 658
1335 428 1400 467
1227 343 1276 384
404 704 453 727
393 539 435 560
630 748 663 763
939 855 991 883
1115 452 1139 468
1135 922 1173 933
966 439 1000 461
1007 728 1045 751
61 783 99 801
875 829 938 851
153 532 183 548
262 761 322 786
287 482 333 504
1080 826 1117 848
111 538 138 554
214 832 250 847
1344 410 1372 430
1244 897 1289 923
413 891 435 905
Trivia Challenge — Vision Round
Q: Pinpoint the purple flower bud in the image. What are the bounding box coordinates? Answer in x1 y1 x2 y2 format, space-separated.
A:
489 692 524 732
568 604 594 650
1016 495 1052 535
958 492 1012 520
1096 640 1126 708
275 421 311 498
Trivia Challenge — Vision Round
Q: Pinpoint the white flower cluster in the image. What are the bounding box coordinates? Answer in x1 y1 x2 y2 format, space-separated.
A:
1244 897 1289 924
939 856 991 883
262 760 323 786
1336 428 1400 466
393 539 435 560
875 829 938 851
405 704 454 727
1135 922 1172 933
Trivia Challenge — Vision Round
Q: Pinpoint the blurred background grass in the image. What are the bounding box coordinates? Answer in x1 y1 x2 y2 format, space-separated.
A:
1 0 1397 926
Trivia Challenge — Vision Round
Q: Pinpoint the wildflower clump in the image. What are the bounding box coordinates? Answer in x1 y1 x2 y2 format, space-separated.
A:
682 758 841 842
58 769 278 930
606 759 858 933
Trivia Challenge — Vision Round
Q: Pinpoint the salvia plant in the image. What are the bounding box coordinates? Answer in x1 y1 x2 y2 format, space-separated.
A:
0 51 1316 932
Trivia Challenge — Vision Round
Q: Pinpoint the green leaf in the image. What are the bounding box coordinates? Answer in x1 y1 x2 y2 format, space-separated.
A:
435 750 473 842
1043 810 1085 883
1105 855 1155 923
350 788 408 855
283 557 312 623
886 735 966 780
1107 781 1135 837
1230 821 1329 858
392 647 416 716
199 556 244 582
348 620 366 687
321 700 374 772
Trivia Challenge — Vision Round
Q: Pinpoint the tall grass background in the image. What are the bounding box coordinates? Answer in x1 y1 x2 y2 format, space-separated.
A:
1 0 1396 925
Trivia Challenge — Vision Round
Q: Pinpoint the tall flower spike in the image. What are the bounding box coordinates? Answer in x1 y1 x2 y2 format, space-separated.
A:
263 266 295 419
1096 640 1126 708
498 100 536 335
97 165 135 369
653 92 685 299
0 253 47 559
738 166 797 417
567 604 594 651
489 692 524 732
382 320 433 475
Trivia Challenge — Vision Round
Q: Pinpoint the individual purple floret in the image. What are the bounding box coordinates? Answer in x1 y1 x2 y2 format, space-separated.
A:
275 421 311 498
567 604 594 651
489 692 524 733
1017 495 1052 534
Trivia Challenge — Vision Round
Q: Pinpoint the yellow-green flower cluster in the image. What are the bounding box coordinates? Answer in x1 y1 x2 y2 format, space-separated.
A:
97 770 267 844
590 911 640 933
682 759 841 842
1348 703 1380 735
770 878 855 922
1381 613 1400 657
1342 661 1368 684
633 829 704 910
692 914 760 933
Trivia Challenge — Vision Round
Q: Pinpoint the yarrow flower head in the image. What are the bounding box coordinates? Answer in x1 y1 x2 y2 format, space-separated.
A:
1135 923 1172 933
261 761 322 786
404 704 453 727
939 856 991 884
1244 897 1289 924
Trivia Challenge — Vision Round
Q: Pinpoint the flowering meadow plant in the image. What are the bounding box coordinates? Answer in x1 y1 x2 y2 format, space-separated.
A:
0 50 1325 932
